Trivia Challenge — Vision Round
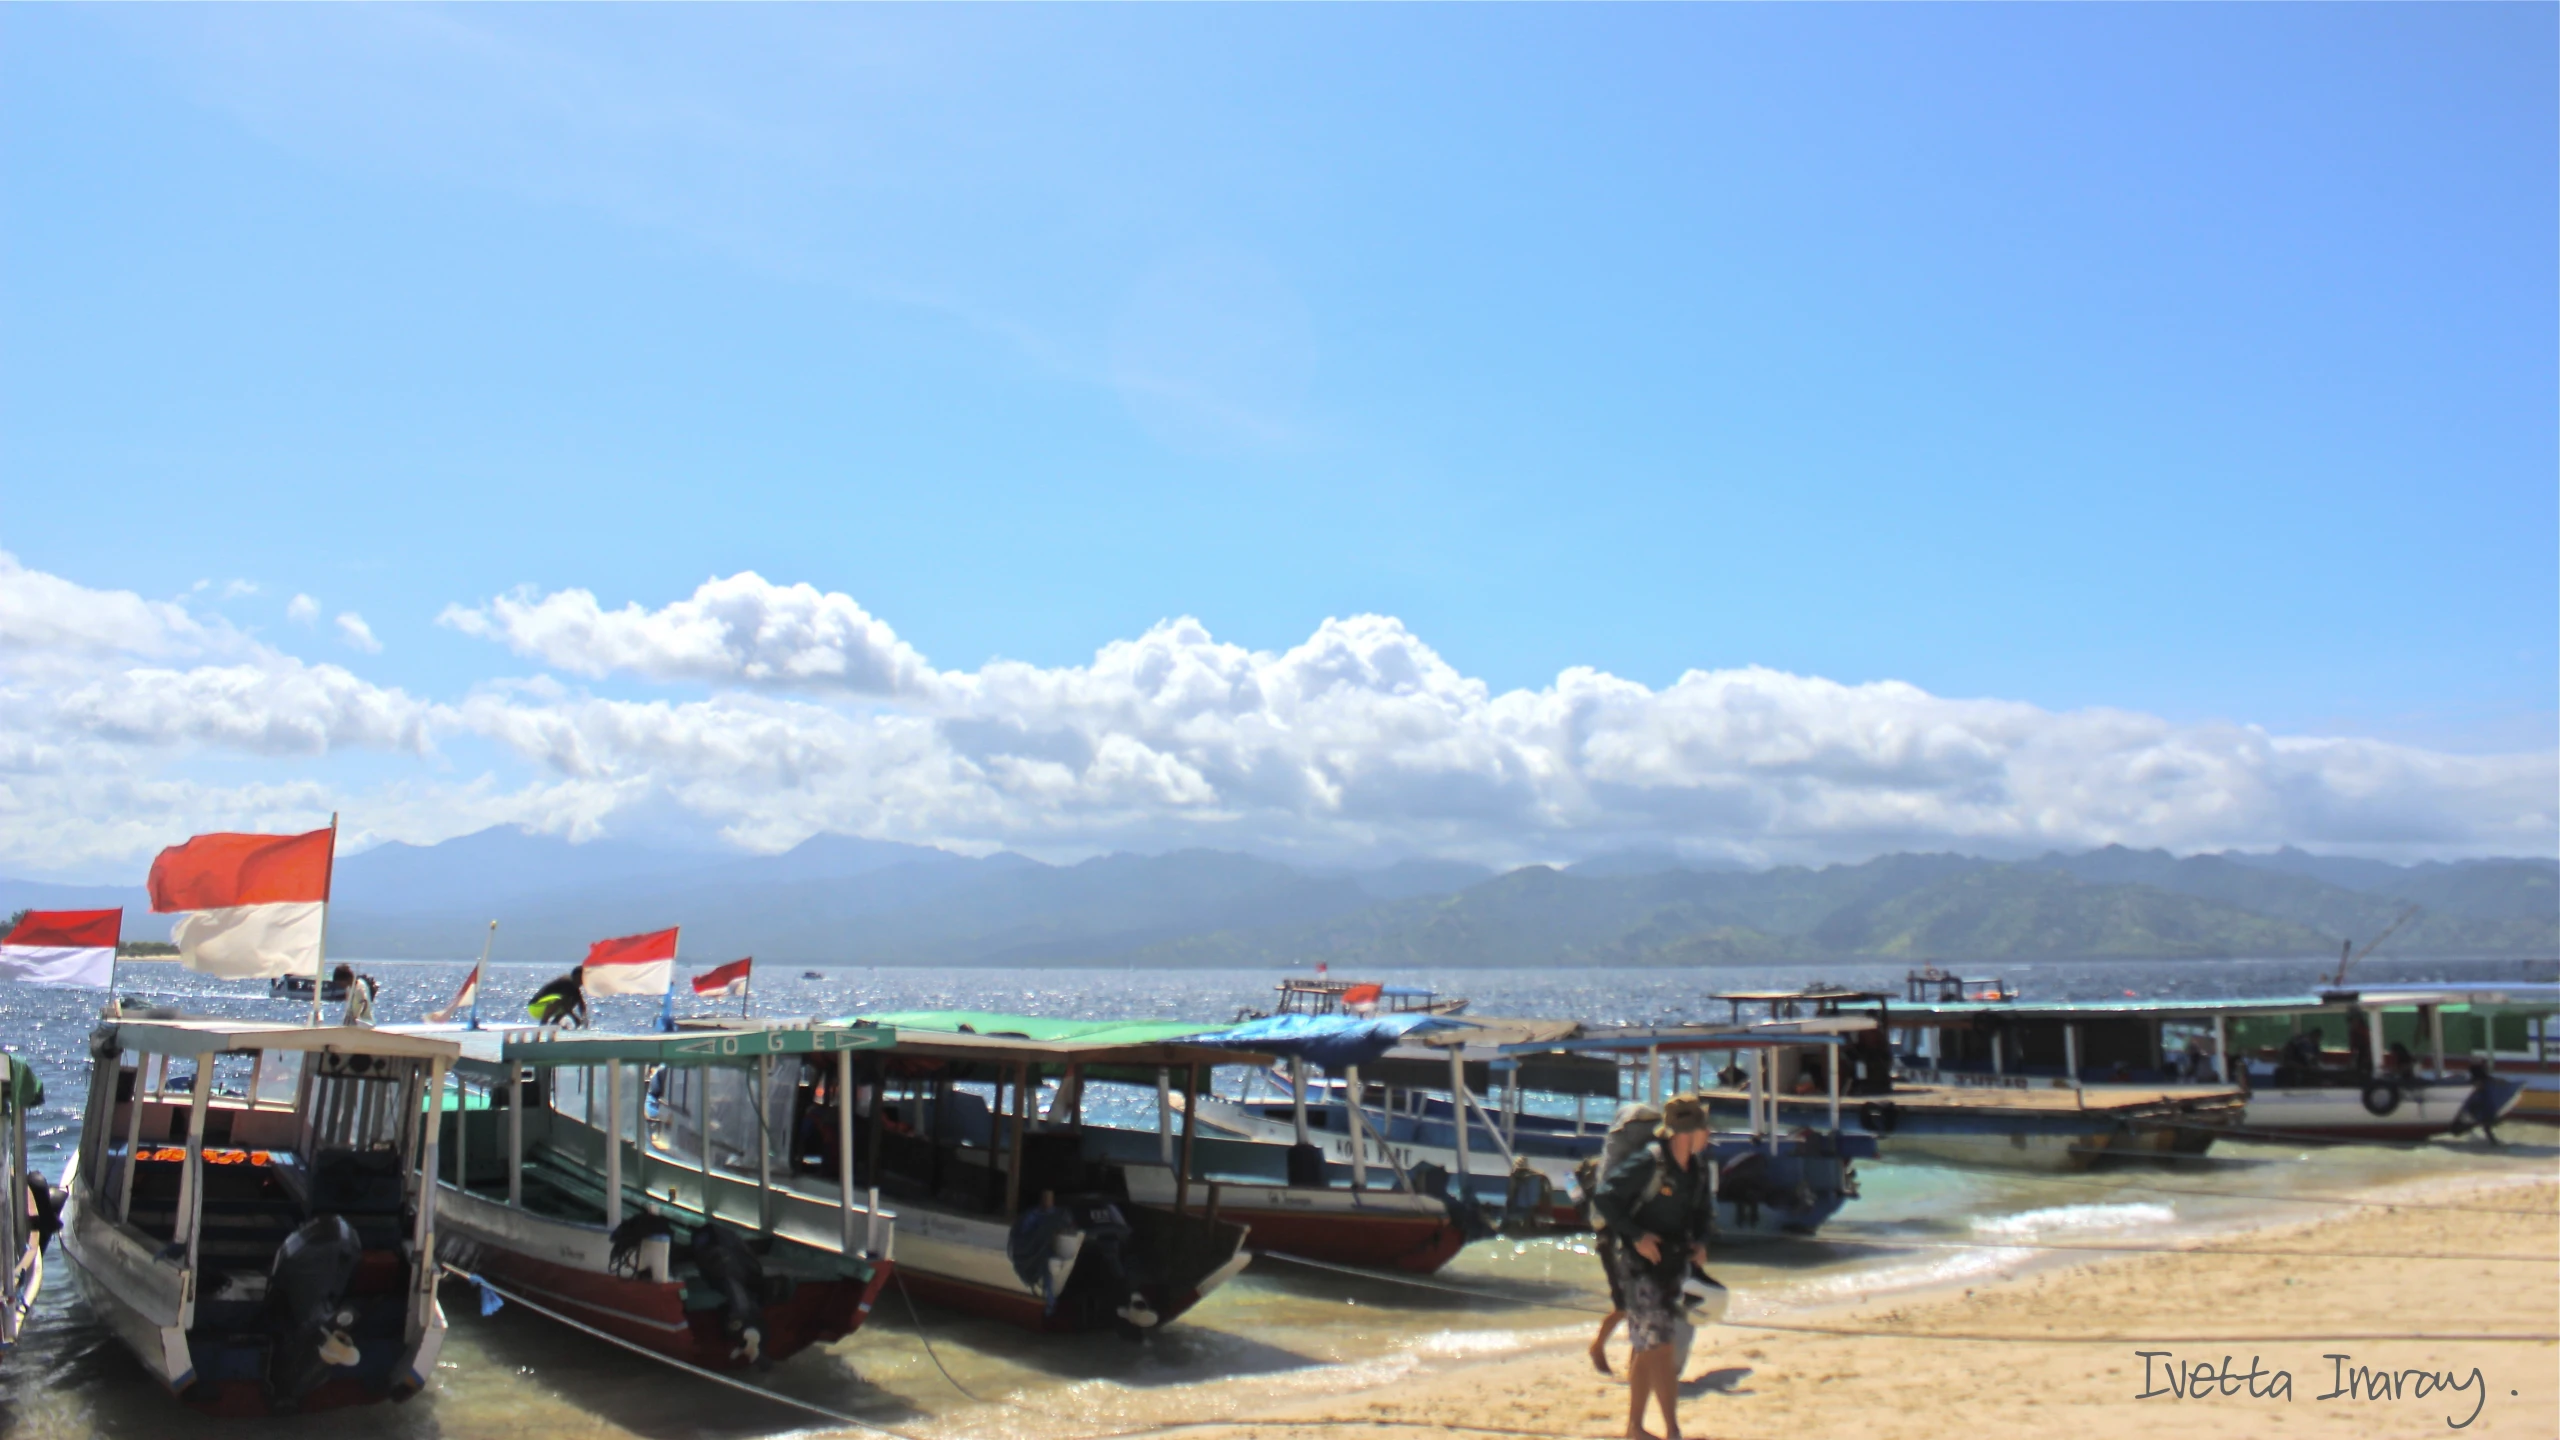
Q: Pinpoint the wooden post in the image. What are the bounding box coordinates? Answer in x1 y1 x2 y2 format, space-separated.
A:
2066 1025 2082 1103
116 1056 147 1223
1448 1046 1470 1196
413 1058 446 1319
1744 1046 1762 1147
453 1070 469 1191
507 1064 524 1207
173 1055 214 1265
1646 1044 1661 1104
1003 1061 1030 1221
699 1065 718 1219
1343 1064 1369 1193
2213 1015 2230 1085
1155 1067 1174 1166
605 1062 625 1227
756 1054 774 1236
1176 1063 1201 1214
836 1049 857 1254
2429 1006 2446 1079
1826 1041 1842 1138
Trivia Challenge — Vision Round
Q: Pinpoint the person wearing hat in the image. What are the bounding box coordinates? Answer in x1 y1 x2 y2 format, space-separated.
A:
1594 1092 1717 1440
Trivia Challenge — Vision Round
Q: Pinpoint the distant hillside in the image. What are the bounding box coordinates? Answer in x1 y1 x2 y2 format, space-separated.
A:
5 829 2551 967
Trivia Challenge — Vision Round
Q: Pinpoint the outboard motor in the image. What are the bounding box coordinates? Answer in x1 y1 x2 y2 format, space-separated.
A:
266 1214 364 1411
23 1173 62 1251
687 1223 766 1364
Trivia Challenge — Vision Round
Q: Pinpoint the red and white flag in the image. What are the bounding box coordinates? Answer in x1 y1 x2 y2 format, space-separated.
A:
0 909 120 988
691 957 751 998
584 927 678 997
148 826 334 979
426 963 481 1024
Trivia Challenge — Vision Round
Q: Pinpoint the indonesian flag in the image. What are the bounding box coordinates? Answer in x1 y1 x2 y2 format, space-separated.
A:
692 957 751 998
426 963 481 1024
0 909 120 988
584 927 677 997
148 826 334 979
1343 982 1383 1012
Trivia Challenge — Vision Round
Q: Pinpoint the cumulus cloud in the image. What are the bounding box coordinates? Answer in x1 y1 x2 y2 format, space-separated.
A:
335 611 383 653
286 593 320 625
437 571 940 697
2 558 2551 876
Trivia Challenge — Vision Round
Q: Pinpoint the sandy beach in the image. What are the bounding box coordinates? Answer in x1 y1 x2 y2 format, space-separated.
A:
1044 1174 2560 1440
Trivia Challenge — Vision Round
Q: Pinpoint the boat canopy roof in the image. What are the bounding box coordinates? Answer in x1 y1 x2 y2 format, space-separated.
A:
1710 988 1891 1005
839 1010 1273 1077
101 1016 464 1061
1891 987 2558 1025
1185 1012 1464 1071
409 1021 901 1074
1533 1019 1869 1055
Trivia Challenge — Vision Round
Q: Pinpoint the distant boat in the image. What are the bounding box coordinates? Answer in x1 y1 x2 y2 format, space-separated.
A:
801 970 823 980
1240 978 1468 1022
268 974 349 1004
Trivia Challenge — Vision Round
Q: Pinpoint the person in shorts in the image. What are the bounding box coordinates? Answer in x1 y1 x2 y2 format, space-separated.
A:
1594 1093 1716 1440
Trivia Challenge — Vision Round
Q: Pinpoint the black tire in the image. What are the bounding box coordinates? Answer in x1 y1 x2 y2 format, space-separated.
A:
1857 1101 1899 1135
2360 1079 2402 1117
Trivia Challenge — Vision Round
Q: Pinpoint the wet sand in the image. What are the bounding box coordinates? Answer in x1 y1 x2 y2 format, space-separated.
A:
1088 1175 2560 1440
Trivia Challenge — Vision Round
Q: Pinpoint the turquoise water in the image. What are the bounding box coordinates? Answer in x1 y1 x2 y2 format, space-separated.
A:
3 957 2550 1439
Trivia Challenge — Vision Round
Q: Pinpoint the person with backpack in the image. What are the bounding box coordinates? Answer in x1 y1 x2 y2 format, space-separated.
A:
1575 1100 1661 1374
1594 1093 1716 1440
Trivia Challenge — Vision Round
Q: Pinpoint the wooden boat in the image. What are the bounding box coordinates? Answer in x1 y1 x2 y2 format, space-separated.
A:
416 1024 896 1370
1872 982 2555 1145
667 1013 1258 1335
1188 1018 1880 1239
59 1016 461 1415
0 1053 48 1355
1707 986 2247 1171
1245 978 1469 1021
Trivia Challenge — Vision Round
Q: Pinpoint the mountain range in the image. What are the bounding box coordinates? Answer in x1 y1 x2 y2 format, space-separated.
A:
4 830 2551 969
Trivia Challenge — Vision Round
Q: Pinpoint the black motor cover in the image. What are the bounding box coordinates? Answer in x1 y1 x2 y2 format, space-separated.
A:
266 1213 364 1411
688 1223 766 1363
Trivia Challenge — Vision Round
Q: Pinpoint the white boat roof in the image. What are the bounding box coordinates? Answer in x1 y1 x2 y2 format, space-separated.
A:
103 1016 465 1060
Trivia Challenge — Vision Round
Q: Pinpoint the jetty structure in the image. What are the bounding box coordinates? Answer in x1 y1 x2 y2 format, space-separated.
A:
413 1022 898 1369
60 1015 462 1414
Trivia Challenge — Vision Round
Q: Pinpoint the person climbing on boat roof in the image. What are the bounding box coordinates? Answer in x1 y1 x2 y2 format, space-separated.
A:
527 965 588 1029
1595 1093 1716 1440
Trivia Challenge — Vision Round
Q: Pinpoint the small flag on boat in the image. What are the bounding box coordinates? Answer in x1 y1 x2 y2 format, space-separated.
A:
427 963 481 1024
1342 982 1383 1012
147 825 334 979
0 909 120 988
691 957 751 998
583 927 678 997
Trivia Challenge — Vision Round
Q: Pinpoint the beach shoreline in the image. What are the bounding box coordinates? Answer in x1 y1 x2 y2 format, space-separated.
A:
921 1168 2559 1440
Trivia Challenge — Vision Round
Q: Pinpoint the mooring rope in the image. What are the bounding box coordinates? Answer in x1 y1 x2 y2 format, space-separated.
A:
439 1262 928 1440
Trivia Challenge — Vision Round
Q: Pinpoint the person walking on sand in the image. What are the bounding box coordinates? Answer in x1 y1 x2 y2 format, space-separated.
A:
1595 1093 1716 1440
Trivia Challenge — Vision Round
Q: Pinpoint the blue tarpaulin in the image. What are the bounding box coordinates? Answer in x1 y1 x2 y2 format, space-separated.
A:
1184 1013 1467 1072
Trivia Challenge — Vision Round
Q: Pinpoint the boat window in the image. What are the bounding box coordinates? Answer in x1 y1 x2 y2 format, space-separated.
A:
209 1050 260 1102
253 1050 303 1108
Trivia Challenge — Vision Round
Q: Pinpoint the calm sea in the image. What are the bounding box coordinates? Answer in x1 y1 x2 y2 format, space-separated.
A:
4 956 2551 1439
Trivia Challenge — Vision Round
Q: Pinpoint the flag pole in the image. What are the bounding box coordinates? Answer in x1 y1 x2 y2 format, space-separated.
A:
105 908 124 1019
741 964 751 1019
312 812 339 1027
470 920 495 1030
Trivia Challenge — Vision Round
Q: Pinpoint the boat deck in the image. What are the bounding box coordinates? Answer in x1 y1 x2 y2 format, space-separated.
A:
1731 1082 2241 1114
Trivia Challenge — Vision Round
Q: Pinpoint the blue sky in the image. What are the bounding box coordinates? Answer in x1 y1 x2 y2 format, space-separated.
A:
0 6 2552 876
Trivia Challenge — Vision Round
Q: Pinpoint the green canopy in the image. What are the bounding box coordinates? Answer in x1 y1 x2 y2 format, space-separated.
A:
0 1055 40 1113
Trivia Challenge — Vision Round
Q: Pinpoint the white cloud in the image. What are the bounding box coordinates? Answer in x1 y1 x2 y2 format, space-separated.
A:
0 550 232 662
222 579 260 599
2 558 2552 876
335 611 383 653
438 571 940 697
286 593 321 625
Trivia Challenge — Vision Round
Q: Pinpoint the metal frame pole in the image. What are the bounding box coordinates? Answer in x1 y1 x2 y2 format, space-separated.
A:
605 1061 625 1227
507 1064 524 1207
1449 1046 1470 1194
836 1049 857 1254
756 1054 774 1236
